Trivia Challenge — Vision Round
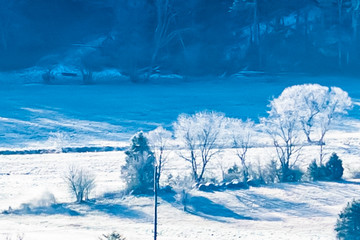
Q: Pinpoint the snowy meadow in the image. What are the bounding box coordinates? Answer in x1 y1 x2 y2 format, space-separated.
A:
1 76 360 240
3 1 360 239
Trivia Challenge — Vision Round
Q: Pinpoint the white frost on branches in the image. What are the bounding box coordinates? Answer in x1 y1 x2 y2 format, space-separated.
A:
146 126 173 184
264 84 352 167
173 111 226 184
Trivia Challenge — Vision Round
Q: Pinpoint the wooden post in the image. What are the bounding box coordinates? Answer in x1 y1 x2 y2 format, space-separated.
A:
154 165 158 240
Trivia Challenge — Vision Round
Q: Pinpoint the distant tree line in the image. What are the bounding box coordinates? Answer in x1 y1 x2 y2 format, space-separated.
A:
1 0 360 79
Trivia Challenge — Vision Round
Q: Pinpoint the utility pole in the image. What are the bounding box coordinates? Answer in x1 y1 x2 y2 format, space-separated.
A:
154 165 158 240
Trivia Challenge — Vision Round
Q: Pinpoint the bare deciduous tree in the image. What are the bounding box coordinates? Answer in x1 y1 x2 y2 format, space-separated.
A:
146 126 172 187
262 105 303 182
64 166 95 203
226 118 255 182
173 111 226 184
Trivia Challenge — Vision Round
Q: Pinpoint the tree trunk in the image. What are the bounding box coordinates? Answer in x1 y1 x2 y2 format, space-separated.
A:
319 142 324 165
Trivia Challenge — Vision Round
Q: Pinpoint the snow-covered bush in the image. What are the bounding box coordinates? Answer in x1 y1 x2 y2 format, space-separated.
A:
223 160 282 186
175 178 193 212
99 232 126 240
246 160 283 185
121 132 155 194
307 153 344 181
5 234 24 240
173 111 226 184
335 200 360 240
64 166 95 203
223 164 243 183
255 160 279 185
146 126 173 187
167 175 195 211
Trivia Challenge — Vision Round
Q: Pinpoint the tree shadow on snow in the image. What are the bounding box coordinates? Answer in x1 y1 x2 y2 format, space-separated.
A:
159 190 177 204
340 180 360 186
84 201 149 220
186 196 253 222
2 203 81 216
236 192 331 218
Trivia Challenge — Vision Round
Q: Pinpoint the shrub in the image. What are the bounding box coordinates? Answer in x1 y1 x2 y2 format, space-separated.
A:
64 166 95 203
307 160 317 177
42 69 55 84
281 167 303 182
335 200 360 240
307 160 325 181
5 234 24 240
261 160 280 184
222 162 279 186
326 153 344 181
121 132 155 194
307 153 344 181
223 164 243 183
99 232 126 240
246 160 277 186
350 170 360 179
168 175 195 211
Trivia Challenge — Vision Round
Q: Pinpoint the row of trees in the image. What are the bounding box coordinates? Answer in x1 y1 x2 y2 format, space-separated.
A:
63 83 352 199
121 84 352 193
2 1 360 80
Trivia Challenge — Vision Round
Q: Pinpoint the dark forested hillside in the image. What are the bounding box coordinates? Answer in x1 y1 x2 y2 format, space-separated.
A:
1 0 360 80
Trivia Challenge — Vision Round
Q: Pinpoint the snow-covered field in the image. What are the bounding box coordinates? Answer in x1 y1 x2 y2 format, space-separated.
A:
1 75 360 239
1 149 360 240
0 75 359 149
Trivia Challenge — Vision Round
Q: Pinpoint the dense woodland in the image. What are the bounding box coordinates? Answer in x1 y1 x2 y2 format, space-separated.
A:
1 0 360 81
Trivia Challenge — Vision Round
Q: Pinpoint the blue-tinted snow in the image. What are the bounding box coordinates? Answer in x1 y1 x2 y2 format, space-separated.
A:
0 75 359 149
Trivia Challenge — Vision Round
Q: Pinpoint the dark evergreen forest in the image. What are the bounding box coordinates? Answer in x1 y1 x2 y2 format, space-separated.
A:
1 0 359 81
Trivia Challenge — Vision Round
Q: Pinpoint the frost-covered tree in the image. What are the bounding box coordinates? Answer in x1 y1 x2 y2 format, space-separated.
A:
64 166 95 203
270 84 352 163
225 118 255 182
262 98 303 182
99 231 126 240
121 132 155 194
173 111 226 184
146 126 172 187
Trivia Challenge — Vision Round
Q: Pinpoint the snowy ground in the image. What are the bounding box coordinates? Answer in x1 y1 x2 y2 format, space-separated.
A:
1 150 360 240
1 75 360 239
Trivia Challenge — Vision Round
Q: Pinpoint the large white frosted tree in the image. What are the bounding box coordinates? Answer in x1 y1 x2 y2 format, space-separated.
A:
173 111 226 184
270 84 352 164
